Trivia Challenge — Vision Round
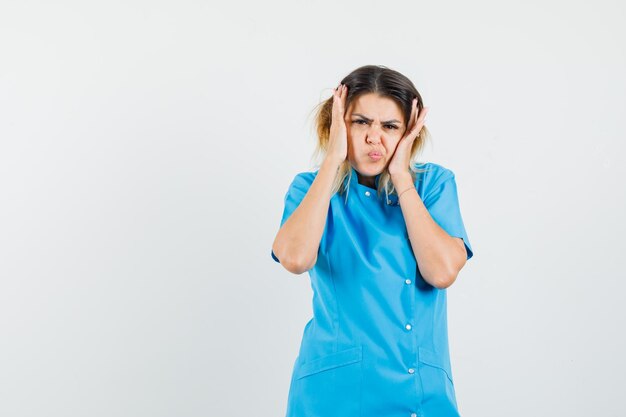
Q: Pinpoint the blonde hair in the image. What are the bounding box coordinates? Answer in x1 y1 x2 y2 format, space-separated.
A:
308 65 434 204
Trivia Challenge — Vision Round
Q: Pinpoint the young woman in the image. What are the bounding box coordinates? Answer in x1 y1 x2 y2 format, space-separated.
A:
271 64 474 417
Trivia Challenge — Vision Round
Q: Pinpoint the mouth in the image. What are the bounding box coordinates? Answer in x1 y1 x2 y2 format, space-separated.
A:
368 152 382 161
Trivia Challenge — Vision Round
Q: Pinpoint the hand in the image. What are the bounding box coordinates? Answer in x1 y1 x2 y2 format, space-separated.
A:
388 98 429 180
326 83 349 164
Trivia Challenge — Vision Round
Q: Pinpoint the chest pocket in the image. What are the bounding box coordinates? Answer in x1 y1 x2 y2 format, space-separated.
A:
291 345 363 417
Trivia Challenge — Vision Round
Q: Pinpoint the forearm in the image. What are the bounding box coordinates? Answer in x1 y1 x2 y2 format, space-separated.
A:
393 173 465 289
272 157 341 273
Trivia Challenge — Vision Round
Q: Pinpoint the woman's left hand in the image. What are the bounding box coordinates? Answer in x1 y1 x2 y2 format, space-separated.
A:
388 98 429 179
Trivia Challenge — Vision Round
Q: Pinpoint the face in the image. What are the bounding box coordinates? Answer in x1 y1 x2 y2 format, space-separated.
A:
344 93 406 181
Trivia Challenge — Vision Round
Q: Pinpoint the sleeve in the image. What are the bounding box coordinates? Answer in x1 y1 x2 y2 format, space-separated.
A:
271 173 314 263
423 171 474 261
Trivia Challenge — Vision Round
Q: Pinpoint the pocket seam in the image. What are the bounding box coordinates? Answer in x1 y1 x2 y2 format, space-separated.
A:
296 345 362 380
418 347 454 385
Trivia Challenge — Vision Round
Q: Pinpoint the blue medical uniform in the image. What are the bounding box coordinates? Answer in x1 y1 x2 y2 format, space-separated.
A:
271 162 474 417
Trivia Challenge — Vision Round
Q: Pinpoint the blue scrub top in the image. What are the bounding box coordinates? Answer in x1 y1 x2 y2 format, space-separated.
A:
272 162 474 417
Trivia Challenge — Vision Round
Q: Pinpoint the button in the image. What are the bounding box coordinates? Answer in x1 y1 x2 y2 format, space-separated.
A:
405 279 411 285
387 199 392 205
408 368 415 374
405 324 412 330
411 413 417 417
365 191 371 196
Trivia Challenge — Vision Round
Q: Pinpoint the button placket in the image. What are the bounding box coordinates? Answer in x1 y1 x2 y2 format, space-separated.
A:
406 274 419 407
405 275 418 414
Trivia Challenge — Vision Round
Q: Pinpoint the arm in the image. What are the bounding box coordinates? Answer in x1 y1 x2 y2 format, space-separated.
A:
392 173 467 289
271 156 341 274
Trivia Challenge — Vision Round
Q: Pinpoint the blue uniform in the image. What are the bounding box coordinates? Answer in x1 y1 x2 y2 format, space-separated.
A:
271 162 474 417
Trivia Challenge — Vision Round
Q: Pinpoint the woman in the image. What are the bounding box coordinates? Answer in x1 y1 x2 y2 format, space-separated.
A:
271 65 474 417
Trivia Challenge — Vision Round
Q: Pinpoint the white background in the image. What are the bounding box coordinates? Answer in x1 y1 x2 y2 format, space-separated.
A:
1 1 625 416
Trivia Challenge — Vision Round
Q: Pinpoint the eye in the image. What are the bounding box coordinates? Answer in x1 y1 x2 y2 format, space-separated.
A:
352 120 398 129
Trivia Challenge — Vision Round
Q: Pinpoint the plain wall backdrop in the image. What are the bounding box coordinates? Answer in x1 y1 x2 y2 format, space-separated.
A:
1 1 625 416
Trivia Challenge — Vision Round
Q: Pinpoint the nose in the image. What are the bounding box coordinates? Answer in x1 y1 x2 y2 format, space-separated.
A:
366 125 383 144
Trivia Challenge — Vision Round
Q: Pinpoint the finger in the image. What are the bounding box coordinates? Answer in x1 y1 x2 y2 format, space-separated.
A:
339 84 347 114
331 84 344 123
406 106 421 140
417 106 428 125
408 98 418 132
334 84 344 115
413 107 428 138
415 107 428 133
332 84 341 109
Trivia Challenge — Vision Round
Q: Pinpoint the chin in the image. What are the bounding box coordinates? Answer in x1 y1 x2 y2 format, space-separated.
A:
357 162 384 176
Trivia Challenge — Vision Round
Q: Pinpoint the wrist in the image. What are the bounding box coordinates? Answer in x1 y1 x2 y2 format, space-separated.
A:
322 155 344 172
391 172 413 189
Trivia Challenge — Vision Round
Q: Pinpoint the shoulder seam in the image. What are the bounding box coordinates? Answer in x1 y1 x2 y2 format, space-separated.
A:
422 168 455 203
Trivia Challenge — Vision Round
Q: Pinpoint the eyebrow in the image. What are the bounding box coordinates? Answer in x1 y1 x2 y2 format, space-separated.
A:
351 113 402 124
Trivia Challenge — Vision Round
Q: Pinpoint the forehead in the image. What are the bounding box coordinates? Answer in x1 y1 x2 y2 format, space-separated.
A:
348 93 403 121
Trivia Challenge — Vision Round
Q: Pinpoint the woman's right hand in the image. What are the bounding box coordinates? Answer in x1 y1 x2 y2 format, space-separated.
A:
327 83 349 164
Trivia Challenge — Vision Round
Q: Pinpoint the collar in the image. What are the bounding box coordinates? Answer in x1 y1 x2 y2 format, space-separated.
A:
346 166 399 206
349 165 381 190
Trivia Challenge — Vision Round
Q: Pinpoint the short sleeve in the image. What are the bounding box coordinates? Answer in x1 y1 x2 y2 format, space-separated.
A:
423 171 474 261
271 173 315 263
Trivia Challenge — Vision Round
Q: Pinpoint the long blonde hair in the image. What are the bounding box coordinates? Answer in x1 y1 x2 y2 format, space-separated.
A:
308 65 433 204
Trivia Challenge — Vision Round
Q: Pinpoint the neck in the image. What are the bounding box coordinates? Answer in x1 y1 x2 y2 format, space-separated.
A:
357 173 377 189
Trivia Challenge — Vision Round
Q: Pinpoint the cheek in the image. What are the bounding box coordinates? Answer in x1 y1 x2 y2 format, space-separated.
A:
346 136 356 153
349 123 370 135
346 129 361 146
385 137 402 151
